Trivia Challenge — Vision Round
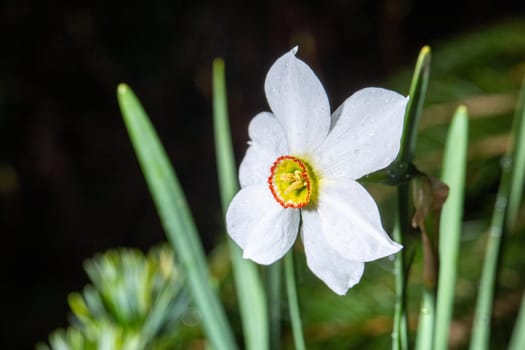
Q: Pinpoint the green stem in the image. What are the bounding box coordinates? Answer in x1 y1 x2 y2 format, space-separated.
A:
284 252 306 350
391 45 431 350
392 185 409 350
267 262 282 350
212 58 268 350
415 287 435 350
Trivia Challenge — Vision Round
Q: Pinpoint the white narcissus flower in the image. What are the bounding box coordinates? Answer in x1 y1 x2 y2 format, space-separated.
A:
226 47 409 295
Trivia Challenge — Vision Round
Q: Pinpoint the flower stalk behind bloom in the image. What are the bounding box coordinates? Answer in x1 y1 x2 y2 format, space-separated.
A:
226 47 409 295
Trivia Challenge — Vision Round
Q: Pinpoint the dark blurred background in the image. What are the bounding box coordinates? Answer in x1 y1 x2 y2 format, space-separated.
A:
1 0 525 348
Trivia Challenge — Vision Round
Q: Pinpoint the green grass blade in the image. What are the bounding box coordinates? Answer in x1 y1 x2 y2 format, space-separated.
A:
117 84 237 350
393 46 431 350
397 45 431 163
212 58 269 350
470 150 507 349
415 289 436 350
506 76 525 228
284 252 306 350
506 77 525 350
434 106 468 350
509 291 525 350
469 78 525 350
267 262 282 350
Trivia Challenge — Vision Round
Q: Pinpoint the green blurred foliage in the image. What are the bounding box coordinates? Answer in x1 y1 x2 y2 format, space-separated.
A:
38 246 191 350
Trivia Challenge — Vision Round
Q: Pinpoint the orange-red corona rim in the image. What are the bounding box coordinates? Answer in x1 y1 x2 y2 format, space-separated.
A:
267 155 316 208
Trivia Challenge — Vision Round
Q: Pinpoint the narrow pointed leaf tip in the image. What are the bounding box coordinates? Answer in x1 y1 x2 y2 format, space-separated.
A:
118 84 238 350
397 45 431 163
118 83 130 96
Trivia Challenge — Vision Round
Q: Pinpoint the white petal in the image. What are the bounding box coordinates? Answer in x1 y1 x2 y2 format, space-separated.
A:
226 184 300 265
264 48 331 154
301 210 365 295
316 179 402 262
314 88 408 180
239 112 288 188
238 146 274 188
248 111 288 154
